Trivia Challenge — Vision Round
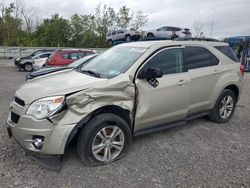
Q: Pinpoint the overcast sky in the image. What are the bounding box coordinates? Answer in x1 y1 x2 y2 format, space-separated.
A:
3 0 250 38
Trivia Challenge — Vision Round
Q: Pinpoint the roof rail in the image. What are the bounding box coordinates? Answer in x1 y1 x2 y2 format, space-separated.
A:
175 37 220 42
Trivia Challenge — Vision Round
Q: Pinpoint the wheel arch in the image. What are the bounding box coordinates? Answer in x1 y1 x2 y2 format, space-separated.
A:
125 34 131 37
147 32 154 37
64 105 132 152
209 71 242 110
224 84 239 101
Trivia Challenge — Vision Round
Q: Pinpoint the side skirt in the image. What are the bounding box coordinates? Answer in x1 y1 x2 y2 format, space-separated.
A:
133 111 210 137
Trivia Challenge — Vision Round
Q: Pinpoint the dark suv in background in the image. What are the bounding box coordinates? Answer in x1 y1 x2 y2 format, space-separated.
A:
46 49 95 66
14 49 55 67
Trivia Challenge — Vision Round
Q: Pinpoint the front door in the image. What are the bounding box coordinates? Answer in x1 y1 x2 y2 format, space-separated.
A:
134 47 190 133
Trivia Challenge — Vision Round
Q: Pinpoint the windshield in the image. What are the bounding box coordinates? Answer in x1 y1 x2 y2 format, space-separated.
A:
68 54 97 68
80 46 147 78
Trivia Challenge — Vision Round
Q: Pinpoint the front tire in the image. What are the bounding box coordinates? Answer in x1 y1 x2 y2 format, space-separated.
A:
77 113 132 166
108 40 113 46
23 63 33 72
209 89 236 123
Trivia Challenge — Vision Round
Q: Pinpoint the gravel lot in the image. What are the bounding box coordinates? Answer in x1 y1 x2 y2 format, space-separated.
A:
0 59 250 188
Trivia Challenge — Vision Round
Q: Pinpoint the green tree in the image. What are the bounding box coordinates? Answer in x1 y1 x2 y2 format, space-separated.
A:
70 14 97 47
0 16 3 45
94 4 118 47
35 14 71 47
130 10 148 31
117 6 132 29
2 3 22 46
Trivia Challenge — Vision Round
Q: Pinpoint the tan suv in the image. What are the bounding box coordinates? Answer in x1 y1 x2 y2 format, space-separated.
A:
7 41 244 169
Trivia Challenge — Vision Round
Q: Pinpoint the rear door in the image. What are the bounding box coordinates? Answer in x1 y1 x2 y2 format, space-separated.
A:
134 47 190 132
183 46 220 115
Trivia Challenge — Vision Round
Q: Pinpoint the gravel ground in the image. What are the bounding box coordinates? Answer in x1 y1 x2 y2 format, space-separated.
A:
0 59 250 188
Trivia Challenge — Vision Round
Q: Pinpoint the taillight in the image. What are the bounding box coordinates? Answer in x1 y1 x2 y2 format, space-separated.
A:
240 64 244 76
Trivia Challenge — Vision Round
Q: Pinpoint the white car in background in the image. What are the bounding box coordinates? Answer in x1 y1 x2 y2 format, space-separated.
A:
145 26 191 39
32 57 48 70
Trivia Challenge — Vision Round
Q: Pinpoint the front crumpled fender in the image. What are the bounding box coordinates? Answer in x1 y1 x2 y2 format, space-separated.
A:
54 76 136 127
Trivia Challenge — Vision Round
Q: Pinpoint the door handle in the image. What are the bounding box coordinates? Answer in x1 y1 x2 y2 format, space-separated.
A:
177 79 187 86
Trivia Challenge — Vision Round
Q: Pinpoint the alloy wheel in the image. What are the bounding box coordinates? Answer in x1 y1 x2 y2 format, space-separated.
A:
92 126 125 162
24 63 32 71
219 95 234 119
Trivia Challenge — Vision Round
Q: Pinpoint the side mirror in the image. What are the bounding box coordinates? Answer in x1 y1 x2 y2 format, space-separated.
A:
138 67 163 79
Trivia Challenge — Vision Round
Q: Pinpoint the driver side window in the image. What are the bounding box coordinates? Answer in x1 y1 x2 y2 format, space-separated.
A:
142 48 184 75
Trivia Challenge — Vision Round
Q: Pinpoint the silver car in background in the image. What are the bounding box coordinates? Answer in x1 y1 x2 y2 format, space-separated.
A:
19 52 52 71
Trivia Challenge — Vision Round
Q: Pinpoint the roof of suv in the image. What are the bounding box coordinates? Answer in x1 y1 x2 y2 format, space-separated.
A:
119 40 228 48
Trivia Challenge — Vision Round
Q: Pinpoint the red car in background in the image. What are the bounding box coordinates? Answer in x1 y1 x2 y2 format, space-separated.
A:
46 49 95 66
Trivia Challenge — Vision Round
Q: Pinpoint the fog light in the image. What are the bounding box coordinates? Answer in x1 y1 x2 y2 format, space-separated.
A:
32 136 44 149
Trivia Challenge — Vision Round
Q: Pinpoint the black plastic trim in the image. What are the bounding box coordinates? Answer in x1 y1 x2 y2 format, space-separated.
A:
134 111 210 137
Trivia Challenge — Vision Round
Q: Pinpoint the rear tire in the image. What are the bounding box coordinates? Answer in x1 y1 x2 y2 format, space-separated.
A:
125 35 131 42
77 113 132 166
209 89 236 123
147 33 154 38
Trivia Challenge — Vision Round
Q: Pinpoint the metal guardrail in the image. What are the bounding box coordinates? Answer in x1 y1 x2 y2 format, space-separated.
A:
0 46 107 59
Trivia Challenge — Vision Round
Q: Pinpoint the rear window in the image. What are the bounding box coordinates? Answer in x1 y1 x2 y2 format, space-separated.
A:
215 46 239 62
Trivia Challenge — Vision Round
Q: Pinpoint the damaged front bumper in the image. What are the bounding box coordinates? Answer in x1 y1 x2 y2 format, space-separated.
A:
6 109 75 170
7 126 61 170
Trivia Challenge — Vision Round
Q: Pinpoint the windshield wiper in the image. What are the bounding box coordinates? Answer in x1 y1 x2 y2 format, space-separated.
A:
80 69 100 78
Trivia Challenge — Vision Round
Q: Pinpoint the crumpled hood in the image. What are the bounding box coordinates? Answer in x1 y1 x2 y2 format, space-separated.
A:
15 70 106 104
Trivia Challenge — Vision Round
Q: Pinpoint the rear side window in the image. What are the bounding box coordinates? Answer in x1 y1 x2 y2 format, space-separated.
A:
142 48 184 75
184 47 215 69
215 46 239 62
78 52 86 58
85 52 94 56
70 52 78 60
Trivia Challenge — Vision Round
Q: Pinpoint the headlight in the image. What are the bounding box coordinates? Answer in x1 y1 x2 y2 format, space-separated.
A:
26 96 65 119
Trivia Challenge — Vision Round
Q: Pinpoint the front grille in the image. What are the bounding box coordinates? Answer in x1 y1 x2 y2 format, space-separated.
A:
11 112 20 124
14 97 25 107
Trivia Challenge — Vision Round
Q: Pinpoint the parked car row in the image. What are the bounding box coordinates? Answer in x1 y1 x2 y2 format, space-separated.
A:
7 39 243 170
106 26 192 45
15 48 96 72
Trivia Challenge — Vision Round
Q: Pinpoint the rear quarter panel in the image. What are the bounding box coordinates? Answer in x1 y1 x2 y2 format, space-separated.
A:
208 60 243 109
